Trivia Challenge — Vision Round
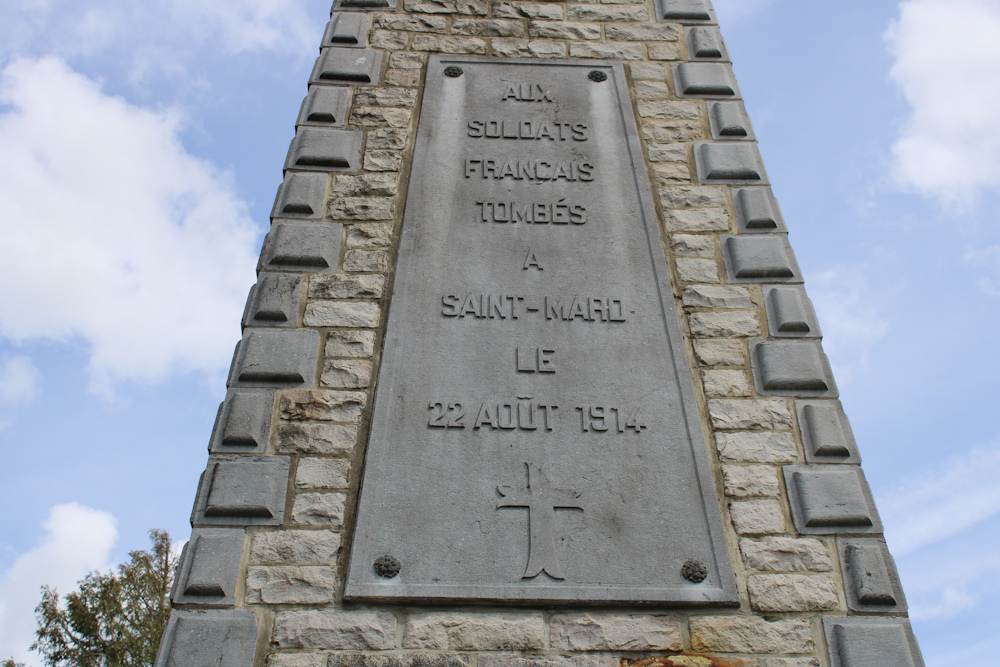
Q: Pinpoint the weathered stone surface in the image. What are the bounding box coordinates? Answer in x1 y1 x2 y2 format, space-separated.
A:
346 223 392 248
730 499 785 535
568 42 643 60
550 614 682 651
567 5 648 21
689 311 759 337
670 234 714 257
606 24 678 41
642 118 703 142
683 285 752 309
676 258 720 283
785 466 881 534
345 250 389 273
350 107 412 129
491 39 567 58
267 654 325 667
722 464 779 497
480 658 615 667
411 35 487 53
388 52 426 69
386 69 422 86
246 566 336 604
652 162 692 185
404 0 488 14
304 301 381 328
371 30 409 50
404 613 545 650
659 185 727 208
693 339 744 366
251 530 341 564
630 62 666 80
528 21 600 40
280 390 367 422
747 573 839 612
666 208 730 232
637 99 701 120
689 616 813 654
715 431 797 463
452 18 525 37
277 423 358 455
328 655 473 667
296 458 351 489
272 610 396 650
321 359 373 388
333 173 399 196
328 196 394 221
702 369 752 397
157 611 258 667
708 399 792 430
291 492 347 526
740 536 832 572
310 274 384 299
647 43 681 61
364 150 403 172
231 329 320 387
493 2 563 20
326 330 376 358
373 13 448 32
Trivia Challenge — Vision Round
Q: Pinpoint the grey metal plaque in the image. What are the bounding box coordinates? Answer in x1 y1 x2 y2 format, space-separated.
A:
345 57 737 605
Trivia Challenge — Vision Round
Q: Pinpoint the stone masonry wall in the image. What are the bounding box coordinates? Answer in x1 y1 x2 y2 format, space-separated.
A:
157 2 924 667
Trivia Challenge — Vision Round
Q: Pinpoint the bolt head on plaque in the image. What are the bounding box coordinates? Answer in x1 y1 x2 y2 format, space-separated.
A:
443 66 463 78
588 70 607 82
373 555 401 578
682 559 708 583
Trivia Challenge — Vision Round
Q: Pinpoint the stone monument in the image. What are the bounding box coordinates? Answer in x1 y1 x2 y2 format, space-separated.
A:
156 1 925 666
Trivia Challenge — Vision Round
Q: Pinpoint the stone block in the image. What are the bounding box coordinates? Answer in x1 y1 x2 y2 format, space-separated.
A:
702 369 752 397
296 457 351 489
734 187 786 232
334 0 396 9
246 565 337 604
322 358 373 388
765 286 821 338
276 422 358 455
715 431 797 463
797 400 861 463
693 339 744 366
327 196 395 220
297 88 348 129
722 464 779 497
695 142 766 183
823 618 924 667
689 311 759 337
170 529 244 606
261 222 343 272
285 127 362 171
326 329 376 357
323 13 368 47
687 26 727 60
709 101 753 140
209 389 273 453
404 612 545 650
568 42 644 61
659 185 727 208
708 398 792 430
268 655 326 667
630 63 666 80
452 19 525 37
682 285 753 309
346 223 392 248
272 172 329 220
310 48 383 85
493 2 563 20
740 536 832 572
412 35 487 54
303 301 381 328
673 63 739 98
675 258 720 283
751 339 837 397
656 0 715 21
550 613 682 652
606 24 679 42
292 492 347 525
666 208 730 232
333 172 399 195
729 498 785 535
272 610 397 650
528 21 599 41
310 273 384 299
724 235 802 282
669 234 715 257
403 0 488 15
192 456 290 526
373 14 448 32
689 616 814 654
566 6 649 22
747 573 839 612
839 537 907 612
784 465 883 534
480 658 615 667
251 529 341 564
491 39 567 59
244 273 303 328
229 329 319 388
154 610 258 667
329 656 473 667
279 389 367 422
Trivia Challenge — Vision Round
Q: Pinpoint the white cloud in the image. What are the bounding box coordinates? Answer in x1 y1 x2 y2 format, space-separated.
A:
886 0 1000 203
167 0 318 55
964 244 1000 297
0 57 261 394
0 503 118 663
0 355 41 406
878 440 1000 556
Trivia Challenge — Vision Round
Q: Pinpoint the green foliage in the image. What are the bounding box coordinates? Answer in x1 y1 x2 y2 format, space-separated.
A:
29 529 176 667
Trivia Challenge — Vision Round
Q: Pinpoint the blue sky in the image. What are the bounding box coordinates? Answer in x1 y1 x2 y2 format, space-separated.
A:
0 0 997 664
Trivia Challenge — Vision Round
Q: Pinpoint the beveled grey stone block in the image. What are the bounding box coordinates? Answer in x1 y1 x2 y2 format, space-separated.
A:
724 235 802 282
297 88 349 127
209 389 273 454
797 400 860 464
310 47 383 85
243 273 302 328
171 529 245 606
323 13 367 48
734 187 785 232
764 286 820 338
154 610 258 667
784 465 882 534
709 102 752 141
229 329 319 388
657 0 715 22
688 26 727 60
333 0 395 10
695 143 766 183
192 456 290 526
673 63 739 98
285 127 362 171
839 538 907 613
823 618 924 667
272 172 329 219
751 339 837 397
261 221 343 272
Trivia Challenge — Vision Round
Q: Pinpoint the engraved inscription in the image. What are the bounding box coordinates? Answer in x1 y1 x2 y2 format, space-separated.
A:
465 158 594 182
516 347 555 373
476 200 588 224
501 83 553 102
468 120 588 141
496 463 582 579
441 294 628 322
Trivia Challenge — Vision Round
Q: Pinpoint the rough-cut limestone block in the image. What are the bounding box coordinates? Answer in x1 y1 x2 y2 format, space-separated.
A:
549 613 683 652
291 492 347 526
272 610 397 650
689 616 814 654
682 285 753 309
722 464 779 497
708 399 792 430
279 389 367 422
296 458 351 489
729 499 786 535
404 612 545 650
740 536 832 572
689 311 760 337
277 422 358 454
246 565 337 604
747 573 839 612
715 431 798 463
693 339 745 367
702 369 752 397
251 529 341 564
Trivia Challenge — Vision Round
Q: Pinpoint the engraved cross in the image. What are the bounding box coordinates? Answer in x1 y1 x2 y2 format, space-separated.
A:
496 462 582 580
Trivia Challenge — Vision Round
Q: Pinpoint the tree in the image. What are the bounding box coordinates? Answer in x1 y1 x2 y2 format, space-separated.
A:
27 529 176 667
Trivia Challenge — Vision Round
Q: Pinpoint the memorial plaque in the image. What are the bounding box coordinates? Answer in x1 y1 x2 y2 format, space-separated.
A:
345 57 737 605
